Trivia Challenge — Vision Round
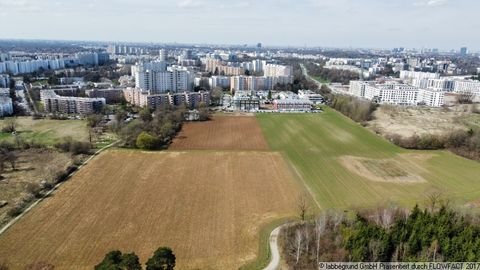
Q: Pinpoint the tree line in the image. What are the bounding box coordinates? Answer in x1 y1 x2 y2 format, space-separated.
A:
282 203 480 268
304 62 359 85
95 247 176 270
386 129 480 161
0 247 176 270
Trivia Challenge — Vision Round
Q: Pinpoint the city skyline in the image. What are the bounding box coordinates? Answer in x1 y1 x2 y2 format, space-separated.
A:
0 0 479 50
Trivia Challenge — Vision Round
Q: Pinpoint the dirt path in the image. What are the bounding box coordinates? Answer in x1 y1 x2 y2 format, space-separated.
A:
263 225 283 270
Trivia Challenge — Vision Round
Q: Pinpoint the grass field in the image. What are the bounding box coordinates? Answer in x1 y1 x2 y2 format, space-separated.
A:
257 108 480 209
0 149 73 225
170 116 269 151
0 147 303 269
0 117 89 145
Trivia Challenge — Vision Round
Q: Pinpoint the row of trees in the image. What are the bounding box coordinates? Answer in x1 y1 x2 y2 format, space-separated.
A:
95 247 175 270
282 203 480 268
118 106 189 150
386 129 480 160
305 62 360 85
330 95 378 123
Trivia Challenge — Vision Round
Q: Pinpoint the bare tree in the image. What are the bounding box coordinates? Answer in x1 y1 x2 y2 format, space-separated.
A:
303 224 310 254
295 229 303 265
297 196 309 221
332 211 344 231
382 208 394 229
315 214 327 264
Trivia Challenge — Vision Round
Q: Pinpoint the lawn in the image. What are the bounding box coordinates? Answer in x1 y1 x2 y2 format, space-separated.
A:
257 108 480 209
312 75 331 84
0 117 89 146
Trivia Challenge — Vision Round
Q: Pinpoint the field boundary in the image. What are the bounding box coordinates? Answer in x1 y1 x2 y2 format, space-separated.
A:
0 140 120 236
284 157 322 210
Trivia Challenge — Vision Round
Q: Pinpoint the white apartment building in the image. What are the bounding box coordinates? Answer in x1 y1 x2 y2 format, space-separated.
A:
264 64 293 77
454 80 480 96
349 81 445 107
400 71 440 83
133 62 194 93
230 76 293 92
209 76 230 89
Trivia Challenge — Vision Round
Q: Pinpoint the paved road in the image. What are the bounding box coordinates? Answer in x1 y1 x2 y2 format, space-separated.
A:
263 226 283 270
300 63 323 89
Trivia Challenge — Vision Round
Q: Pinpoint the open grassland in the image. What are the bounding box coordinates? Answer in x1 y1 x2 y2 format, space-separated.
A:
368 104 480 137
170 116 269 151
0 117 89 145
0 149 73 224
257 108 480 209
0 150 303 270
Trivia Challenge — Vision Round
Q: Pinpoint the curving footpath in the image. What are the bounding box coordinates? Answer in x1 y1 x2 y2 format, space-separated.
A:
263 225 283 270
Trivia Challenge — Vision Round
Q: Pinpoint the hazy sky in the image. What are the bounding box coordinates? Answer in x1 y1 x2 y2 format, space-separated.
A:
0 0 478 50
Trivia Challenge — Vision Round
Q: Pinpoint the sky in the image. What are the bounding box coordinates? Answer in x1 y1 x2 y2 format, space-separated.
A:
0 0 478 50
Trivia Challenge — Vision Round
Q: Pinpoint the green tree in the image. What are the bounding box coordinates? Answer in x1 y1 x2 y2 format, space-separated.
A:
95 250 141 270
136 132 158 150
95 250 123 270
120 253 142 270
146 247 176 270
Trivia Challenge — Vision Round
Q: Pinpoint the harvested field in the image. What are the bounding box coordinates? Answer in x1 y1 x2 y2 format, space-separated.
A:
0 150 302 270
170 116 269 151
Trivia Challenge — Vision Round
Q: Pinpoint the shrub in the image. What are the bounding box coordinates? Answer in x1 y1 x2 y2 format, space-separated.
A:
136 132 159 150
55 137 92 155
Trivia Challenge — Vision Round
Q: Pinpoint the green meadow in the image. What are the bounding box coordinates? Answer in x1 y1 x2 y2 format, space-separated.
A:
257 108 480 210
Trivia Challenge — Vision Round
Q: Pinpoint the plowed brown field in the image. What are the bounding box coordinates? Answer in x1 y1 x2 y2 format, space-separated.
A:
170 116 269 150
0 150 301 270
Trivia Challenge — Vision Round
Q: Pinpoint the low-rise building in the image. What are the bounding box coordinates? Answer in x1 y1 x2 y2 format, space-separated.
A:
41 90 105 114
273 99 312 111
298 90 324 104
232 91 260 111
86 88 124 103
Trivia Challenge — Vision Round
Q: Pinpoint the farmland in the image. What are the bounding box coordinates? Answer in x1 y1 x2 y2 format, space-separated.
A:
0 146 304 268
257 108 480 209
0 117 89 145
170 116 269 151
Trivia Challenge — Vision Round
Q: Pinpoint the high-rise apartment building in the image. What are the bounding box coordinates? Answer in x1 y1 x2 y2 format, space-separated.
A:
133 62 194 93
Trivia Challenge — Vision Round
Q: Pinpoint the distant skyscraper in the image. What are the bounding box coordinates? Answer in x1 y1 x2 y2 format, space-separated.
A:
460 47 468 55
183 49 193 60
159 49 168 61
257 43 262 49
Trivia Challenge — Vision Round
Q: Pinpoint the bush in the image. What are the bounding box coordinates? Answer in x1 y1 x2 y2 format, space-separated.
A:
55 137 92 155
330 95 377 123
25 183 43 198
136 132 159 150
7 202 25 217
